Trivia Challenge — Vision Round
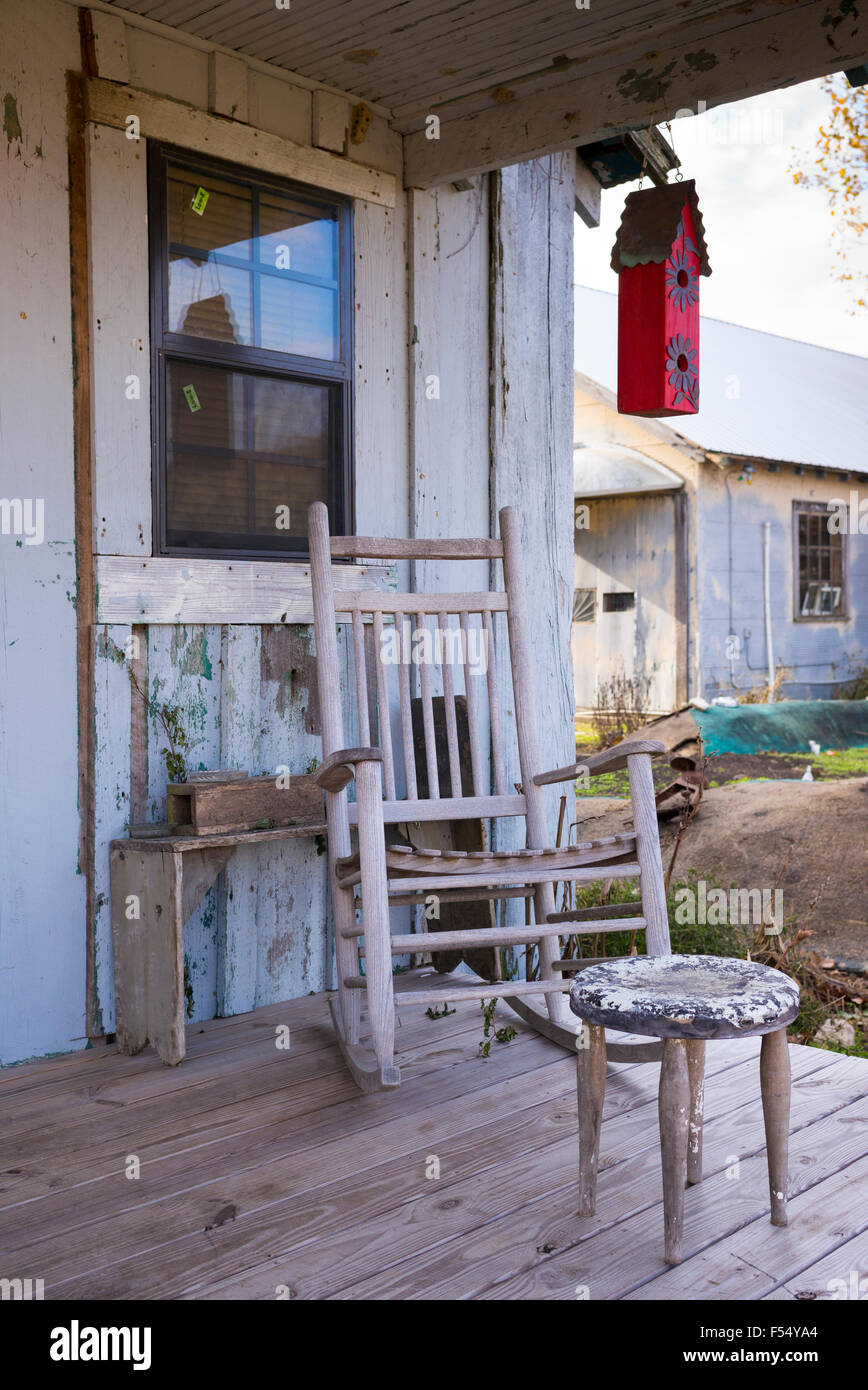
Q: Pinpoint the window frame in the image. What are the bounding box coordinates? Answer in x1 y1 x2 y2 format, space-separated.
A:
791 500 848 623
148 141 354 561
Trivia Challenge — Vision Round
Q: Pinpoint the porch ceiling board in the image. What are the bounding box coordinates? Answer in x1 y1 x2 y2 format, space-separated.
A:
110 0 868 119
103 0 868 185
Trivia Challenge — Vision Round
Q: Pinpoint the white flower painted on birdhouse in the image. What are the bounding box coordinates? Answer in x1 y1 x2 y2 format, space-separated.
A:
665 248 699 312
665 333 698 407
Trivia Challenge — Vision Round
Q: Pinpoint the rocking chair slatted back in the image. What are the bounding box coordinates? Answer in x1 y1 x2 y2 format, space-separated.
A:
315 572 517 825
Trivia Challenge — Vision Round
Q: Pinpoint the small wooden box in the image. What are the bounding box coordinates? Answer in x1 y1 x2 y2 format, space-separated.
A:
166 773 324 835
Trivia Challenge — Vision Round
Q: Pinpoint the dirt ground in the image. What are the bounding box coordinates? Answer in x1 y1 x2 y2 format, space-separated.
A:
575 778 868 968
704 752 826 782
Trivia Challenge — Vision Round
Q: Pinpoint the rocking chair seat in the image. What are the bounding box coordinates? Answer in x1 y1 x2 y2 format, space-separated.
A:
334 833 638 888
569 954 801 1041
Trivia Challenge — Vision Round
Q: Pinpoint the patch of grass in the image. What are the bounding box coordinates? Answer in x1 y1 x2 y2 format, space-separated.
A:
555 873 741 963
772 747 868 778
575 763 674 799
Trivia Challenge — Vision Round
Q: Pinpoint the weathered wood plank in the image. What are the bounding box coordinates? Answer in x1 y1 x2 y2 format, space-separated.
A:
490 155 575 920
94 556 390 624
83 77 396 206
146 624 223 1023
167 773 322 835
332 1045 850 1301
88 123 150 557
254 623 331 1007
162 1040 777 1303
625 1144 868 1301
763 1229 868 1301
93 626 134 1036
403 1 868 186
473 1061 868 1301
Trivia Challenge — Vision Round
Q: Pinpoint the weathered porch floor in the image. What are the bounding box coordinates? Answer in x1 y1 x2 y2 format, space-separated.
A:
3 978 867 1301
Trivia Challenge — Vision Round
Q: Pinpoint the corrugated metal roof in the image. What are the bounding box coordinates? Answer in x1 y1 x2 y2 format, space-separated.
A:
574 285 868 473
573 445 684 496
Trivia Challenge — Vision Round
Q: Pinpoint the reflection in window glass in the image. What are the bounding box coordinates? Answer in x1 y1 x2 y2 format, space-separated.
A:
258 193 338 280
165 361 330 547
167 162 340 361
169 258 253 343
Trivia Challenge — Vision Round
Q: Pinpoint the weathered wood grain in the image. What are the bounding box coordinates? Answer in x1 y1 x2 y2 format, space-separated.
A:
83 76 396 206
166 772 323 834
403 1 868 186
94 556 390 624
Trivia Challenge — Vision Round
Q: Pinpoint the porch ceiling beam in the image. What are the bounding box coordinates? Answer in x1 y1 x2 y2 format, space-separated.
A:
83 76 396 207
403 0 868 188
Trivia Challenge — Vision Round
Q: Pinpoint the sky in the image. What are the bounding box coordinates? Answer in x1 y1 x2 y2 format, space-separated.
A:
574 78 868 358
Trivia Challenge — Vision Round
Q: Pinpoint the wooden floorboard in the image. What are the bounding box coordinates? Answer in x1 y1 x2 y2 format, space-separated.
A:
1 985 866 1301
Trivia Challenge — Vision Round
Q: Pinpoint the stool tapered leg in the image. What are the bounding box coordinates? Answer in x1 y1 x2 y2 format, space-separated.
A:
760 1027 791 1227
576 1023 606 1216
659 1037 690 1265
686 1039 706 1185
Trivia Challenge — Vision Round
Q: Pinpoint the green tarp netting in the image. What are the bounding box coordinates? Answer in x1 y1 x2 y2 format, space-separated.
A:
692 700 868 755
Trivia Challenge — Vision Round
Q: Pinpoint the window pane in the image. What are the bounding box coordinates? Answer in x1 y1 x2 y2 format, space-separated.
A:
260 276 339 359
165 361 331 548
168 168 253 259
169 257 253 343
258 193 338 281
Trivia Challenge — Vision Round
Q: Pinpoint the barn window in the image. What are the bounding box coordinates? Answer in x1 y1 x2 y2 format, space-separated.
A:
148 144 353 559
793 502 846 620
572 588 596 622
602 592 635 612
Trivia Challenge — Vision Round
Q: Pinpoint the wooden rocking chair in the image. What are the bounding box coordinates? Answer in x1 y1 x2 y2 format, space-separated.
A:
308 501 669 1092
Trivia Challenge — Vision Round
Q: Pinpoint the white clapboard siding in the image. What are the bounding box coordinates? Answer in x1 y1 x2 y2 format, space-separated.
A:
89 124 151 557
0 0 86 1066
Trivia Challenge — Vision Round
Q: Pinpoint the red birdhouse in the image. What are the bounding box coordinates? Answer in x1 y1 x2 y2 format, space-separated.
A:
611 179 711 417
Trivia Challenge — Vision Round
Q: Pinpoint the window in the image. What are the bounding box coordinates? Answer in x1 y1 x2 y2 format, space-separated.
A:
793 502 846 620
148 144 353 558
572 588 596 622
602 591 635 613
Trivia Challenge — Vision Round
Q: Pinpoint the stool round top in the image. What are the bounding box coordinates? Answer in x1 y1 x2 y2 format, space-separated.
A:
569 954 800 1040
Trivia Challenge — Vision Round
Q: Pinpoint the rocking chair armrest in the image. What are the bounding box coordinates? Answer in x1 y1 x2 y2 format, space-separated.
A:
533 738 667 786
315 746 384 793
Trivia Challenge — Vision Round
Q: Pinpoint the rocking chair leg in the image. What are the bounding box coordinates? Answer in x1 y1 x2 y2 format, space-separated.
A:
535 883 570 1025
686 1039 706 1186
576 1022 606 1215
760 1027 791 1228
356 761 399 1087
659 1037 690 1265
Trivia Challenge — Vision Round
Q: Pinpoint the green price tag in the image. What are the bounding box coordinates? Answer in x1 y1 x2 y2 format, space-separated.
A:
191 186 210 215
182 385 201 412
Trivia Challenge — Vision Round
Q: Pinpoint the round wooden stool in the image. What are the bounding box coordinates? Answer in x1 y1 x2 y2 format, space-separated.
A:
569 954 801 1266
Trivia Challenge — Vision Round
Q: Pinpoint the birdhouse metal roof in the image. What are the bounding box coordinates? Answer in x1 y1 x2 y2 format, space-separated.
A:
610 179 711 276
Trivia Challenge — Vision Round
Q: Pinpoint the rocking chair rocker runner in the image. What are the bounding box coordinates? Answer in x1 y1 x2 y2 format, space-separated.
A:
308 501 669 1093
